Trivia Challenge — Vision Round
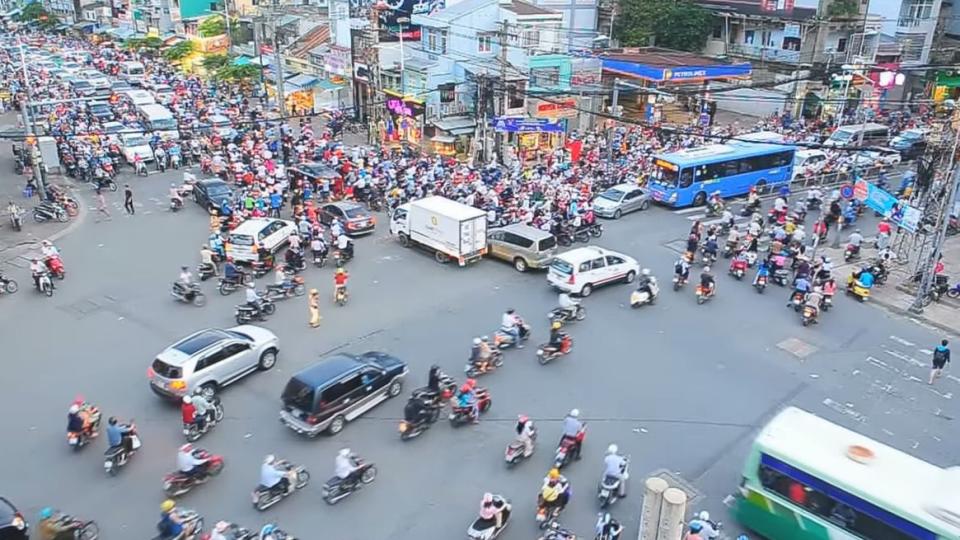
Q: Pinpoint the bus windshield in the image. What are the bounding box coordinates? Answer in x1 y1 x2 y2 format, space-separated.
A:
651 160 679 186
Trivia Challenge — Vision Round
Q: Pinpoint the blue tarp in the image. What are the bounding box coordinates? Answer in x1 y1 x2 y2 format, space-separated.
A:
602 58 752 83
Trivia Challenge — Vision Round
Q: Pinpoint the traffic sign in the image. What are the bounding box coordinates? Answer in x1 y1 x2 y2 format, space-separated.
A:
840 184 854 199
853 180 869 201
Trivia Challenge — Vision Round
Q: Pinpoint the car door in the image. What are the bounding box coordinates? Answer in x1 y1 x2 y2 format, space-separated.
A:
358 367 386 402
218 341 254 382
605 255 626 280
319 373 365 420
622 190 641 213
588 256 607 283
196 183 208 204
487 231 505 258
194 347 231 388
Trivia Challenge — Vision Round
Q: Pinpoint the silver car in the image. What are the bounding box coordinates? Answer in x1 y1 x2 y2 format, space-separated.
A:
487 223 558 272
592 184 651 219
148 326 279 399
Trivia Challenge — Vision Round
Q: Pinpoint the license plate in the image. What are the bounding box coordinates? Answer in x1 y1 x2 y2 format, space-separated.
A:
600 489 609 498
251 492 259 503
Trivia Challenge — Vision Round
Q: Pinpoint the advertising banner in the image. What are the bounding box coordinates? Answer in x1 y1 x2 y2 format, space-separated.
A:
491 117 565 133
853 179 921 233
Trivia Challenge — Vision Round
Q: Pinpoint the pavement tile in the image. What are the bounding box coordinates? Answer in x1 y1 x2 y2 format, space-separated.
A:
776 337 819 359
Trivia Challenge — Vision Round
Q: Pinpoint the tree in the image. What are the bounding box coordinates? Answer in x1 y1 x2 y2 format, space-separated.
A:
20 3 59 28
202 54 230 70
614 0 713 52
124 36 162 50
198 15 226 38
162 40 196 61
214 64 261 81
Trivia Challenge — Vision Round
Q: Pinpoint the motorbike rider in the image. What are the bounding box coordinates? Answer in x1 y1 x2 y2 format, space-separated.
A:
560 408 584 460
456 380 480 423
847 229 864 254
223 257 244 284
699 266 716 296
543 321 566 354
404 394 434 426
334 267 349 299
852 264 876 289
501 308 525 348
336 232 354 260
310 235 328 261
30 258 47 290
181 395 199 432
41 240 60 261
469 337 494 372
245 282 263 318
261 454 296 495
674 256 690 283
689 511 721 540
603 444 629 497
636 268 655 298
192 391 212 428
7 200 24 224
173 266 194 297
158 499 196 540
155 145 167 170
37 507 74 540
746 186 760 210
199 245 217 276
334 448 361 484
515 414 536 458
209 521 234 540
177 443 209 479
169 183 183 207
725 225 741 251
805 286 824 317
478 492 505 531
597 513 624 539
557 291 580 320
702 236 718 262
106 416 134 453
540 468 571 514
789 274 812 305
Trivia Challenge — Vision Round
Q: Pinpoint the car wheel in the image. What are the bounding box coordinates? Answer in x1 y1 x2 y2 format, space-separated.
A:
624 270 636 284
258 349 278 370
613 209 622 220
327 414 346 435
693 192 707 206
201 382 218 396
581 283 594 297
398 233 410 247
514 258 528 272
640 200 651 211
388 379 402 397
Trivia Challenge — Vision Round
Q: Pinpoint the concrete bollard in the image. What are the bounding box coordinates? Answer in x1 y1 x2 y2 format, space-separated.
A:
656 487 688 540
638 477 669 540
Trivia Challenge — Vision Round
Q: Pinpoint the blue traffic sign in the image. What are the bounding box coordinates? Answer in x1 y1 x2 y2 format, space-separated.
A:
840 184 854 199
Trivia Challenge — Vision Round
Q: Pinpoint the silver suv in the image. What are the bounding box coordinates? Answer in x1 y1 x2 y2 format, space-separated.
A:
148 326 279 400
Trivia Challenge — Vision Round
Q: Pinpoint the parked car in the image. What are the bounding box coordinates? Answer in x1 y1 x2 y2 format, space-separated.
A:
0 497 27 540
119 132 154 163
318 201 376 236
547 246 639 296
890 128 928 160
88 101 115 121
280 352 408 436
592 183 651 219
487 223 557 272
147 326 279 399
852 147 901 168
193 178 234 213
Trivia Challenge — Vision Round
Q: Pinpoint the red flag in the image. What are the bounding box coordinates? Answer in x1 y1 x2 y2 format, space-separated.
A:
259 44 274 55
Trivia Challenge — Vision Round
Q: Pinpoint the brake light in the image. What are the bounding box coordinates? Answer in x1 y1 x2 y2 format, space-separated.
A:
370 216 377 225
346 222 357 229
147 367 155 378
567 274 575 285
306 415 320 425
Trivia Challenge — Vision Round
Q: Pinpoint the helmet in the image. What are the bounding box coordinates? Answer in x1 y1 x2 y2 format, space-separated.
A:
569 408 580 418
552 321 561 330
548 468 560 479
481 335 489 342
160 499 176 513
68 404 80 414
641 268 650 276
473 337 481 345
339 448 351 457
264 454 275 465
180 265 188 272
689 522 703 533
260 525 276 536
337 268 345 275
506 308 515 314
310 288 318 295
855 229 861 234
42 240 51 247
247 282 255 288
214 522 230 532
518 414 529 424
704 266 711 272
171 183 176 188
699 511 710 522
179 443 193 453
459 383 471 393
465 378 476 388
482 492 493 504
39 507 54 520
607 444 618 455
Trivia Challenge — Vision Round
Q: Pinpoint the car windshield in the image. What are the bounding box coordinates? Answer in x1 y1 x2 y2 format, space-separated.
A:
207 184 232 196
124 135 149 146
151 359 182 379
550 259 573 275
538 236 557 251
901 131 922 140
344 206 367 218
282 378 315 412
72 81 91 88
599 188 625 202
830 130 853 143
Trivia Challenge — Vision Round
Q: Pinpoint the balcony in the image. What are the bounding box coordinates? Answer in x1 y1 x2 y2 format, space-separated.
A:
729 43 801 63
896 17 935 34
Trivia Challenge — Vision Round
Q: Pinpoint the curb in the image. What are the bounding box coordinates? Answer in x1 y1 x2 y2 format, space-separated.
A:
0 181 88 267
868 293 960 338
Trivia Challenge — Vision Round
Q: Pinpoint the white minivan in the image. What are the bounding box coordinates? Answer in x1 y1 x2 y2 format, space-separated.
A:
137 103 179 140
225 218 298 263
792 149 828 179
120 61 145 85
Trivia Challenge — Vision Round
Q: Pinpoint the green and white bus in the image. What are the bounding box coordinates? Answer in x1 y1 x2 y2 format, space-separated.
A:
731 407 960 540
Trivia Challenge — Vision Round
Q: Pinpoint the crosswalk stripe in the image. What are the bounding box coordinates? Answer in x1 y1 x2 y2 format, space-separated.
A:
672 207 704 215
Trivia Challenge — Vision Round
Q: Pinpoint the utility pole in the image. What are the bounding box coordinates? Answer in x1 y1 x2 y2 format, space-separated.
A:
496 20 509 165
362 3 384 145
17 37 46 200
606 77 620 163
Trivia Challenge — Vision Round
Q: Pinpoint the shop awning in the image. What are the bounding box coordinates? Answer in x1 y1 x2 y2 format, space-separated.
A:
317 79 344 91
108 27 137 40
286 73 319 89
431 135 456 143
432 116 476 135
73 21 96 30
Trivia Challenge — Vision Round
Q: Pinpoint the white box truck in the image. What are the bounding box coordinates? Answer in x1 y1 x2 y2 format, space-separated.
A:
389 196 487 265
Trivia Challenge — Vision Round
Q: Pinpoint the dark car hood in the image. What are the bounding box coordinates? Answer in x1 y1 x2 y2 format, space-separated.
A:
359 352 406 373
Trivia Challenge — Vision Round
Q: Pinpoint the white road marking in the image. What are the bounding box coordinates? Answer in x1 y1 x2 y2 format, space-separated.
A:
883 348 926 368
889 335 916 347
822 398 865 422
920 349 934 355
673 207 703 215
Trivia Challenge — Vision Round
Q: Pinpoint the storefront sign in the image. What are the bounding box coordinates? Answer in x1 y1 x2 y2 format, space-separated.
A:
491 117 565 133
853 179 921 233
200 35 228 54
384 91 425 117
536 99 577 118
602 58 752 83
324 46 350 77
783 23 800 38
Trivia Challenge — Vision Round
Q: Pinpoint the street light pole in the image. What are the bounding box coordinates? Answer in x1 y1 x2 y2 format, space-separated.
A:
17 37 46 200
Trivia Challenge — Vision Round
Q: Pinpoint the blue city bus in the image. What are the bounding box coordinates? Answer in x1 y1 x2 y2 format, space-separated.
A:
647 142 795 207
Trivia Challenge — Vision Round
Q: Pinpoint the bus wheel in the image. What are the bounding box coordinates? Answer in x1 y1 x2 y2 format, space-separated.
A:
693 192 707 206
756 180 767 193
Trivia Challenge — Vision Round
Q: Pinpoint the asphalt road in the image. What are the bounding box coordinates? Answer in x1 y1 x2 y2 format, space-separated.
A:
1 164 957 540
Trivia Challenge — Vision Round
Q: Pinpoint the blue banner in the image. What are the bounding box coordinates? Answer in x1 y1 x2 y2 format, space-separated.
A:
490 117 565 133
853 180 922 233
601 58 752 83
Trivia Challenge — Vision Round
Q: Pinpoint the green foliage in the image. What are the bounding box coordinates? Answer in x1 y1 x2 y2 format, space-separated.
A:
20 3 59 28
162 40 196 61
202 54 230 70
826 0 860 19
198 15 226 38
214 64 261 81
124 36 163 50
614 0 713 52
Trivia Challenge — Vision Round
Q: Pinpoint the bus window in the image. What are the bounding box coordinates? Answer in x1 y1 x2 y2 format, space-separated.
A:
653 162 679 185
679 169 693 188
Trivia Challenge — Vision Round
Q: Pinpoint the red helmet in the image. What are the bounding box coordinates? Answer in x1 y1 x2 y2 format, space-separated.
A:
518 414 529 424
459 384 472 393
465 378 477 389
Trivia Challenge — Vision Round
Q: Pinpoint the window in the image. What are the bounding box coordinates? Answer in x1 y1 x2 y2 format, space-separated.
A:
679 168 693 188
507 83 525 109
530 67 560 88
438 83 456 103
836 38 847 52
488 231 504 241
578 261 591 272
281 378 315 411
152 359 182 379
425 28 447 54
744 30 755 45
478 33 493 53
503 232 534 248
197 348 230 371
321 374 363 405
605 255 625 265
360 368 379 386
590 257 606 270
624 190 642 200
522 30 540 49
221 342 249 359
538 237 557 251
712 23 722 39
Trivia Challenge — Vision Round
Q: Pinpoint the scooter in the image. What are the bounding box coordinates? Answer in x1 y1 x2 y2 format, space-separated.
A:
754 274 768 294
183 397 224 441
844 243 861 263
536 334 573 365
672 273 687 291
801 304 818 327
252 461 310 511
103 423 139 476
45 255 66 280
695 284 714 305
466 495 512 540
171 197 184 212
505 427 537 467
728 259 747 280
197 263 216 281
398 402 441 440
598 457 629 508
171 282 206 307
492 323 530 349
846 275 871 302
35 271 55 297
321 459 377 505
464 350 504 377
449 388 492 427
789 290 805 313
554 426 586 469
162 449 224 497
548 305 586 323
629 279 659 307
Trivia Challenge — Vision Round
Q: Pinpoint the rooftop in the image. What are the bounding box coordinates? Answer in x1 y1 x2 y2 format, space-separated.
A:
502 0 559 17
696 0 817 22
286 25 330 60
601 47 728 68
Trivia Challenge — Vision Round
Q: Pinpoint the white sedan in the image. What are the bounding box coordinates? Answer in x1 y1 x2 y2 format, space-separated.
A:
853 148 901 168
120 133 154 164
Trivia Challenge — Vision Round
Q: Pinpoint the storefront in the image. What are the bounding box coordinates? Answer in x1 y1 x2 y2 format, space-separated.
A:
285 74 319 115
381 90 424 147
491 117 565 163
429 116 475 157
932 71 960 103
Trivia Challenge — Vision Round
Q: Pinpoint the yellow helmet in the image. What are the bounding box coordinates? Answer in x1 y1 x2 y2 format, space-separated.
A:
548 468 560 479
551 321 561 330
160 500 175 513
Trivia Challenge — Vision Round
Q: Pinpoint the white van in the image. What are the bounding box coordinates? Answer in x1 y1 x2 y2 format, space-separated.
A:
120 61 145 85
737 131 786 144
124 90 156 107
136 103 179 140
225 218 298 263
792 149 828 179
824 123 890 147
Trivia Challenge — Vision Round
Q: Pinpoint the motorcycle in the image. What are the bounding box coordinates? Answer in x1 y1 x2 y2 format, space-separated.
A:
94 178 118 192
505 426 537 467
103 423 140 476
261 276 307 301
548 305 586 324
35 271 54 297
695 284 714 305
740 200 760 216
398 402 441 441
171 282 206 307
537 335 574 365
754 274 768 293
598 458 629 509
235 300 276 324
218 275 247 295
582 223 603 239
335 285 348 306
467 495 512 540
672 273 687 292
321 459 377 505
465 350 504 377
201 523 256 540
163 449 225 497
9 208 23 231
252 461 310 511
846 275 871 302
801 304 818 327
844 243 861 263
772 268 790 287
312 249 327 268
492 322 530 349
721 241 737 259
726 258 746 280
449 387 492 427
789 291 805 313
135 161 148 177
629 279 659 307
49 514 99 540
197 263 216 282
171 197 184 212
257 524 296 540
555 426 586 469
333 249 353 267
33 202 69 223
536 497 566 530
154 509 202 540
45 255 65 280
183 396 224 441
0 275 18 296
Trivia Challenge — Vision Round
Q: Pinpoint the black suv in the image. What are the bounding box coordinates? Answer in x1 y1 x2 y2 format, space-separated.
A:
0 497 28 540
192 178 234 213
280 352 407 436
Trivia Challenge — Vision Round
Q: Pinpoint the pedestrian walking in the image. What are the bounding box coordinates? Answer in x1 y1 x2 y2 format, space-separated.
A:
94 187 111 221
929 339 951 385
123 184 135 215
308 288 321 328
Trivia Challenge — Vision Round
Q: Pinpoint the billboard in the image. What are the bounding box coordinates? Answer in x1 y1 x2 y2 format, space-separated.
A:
346 0 445 42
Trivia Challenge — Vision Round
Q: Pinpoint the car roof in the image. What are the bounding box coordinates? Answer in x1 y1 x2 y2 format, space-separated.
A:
609 183 643 192
328 201 363 210
292 354 364 388
169 329 232 357
199 178 228 187
493 223 553 240
556 246 621 263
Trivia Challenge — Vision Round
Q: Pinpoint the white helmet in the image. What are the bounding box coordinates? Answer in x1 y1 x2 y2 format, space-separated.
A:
339 448 351 457
704 266 711 272
68 404 80 414
473 337 481 345
182 395 192 404
264 454 275 465
641 268 650 276
569 408 580 418
698 510 710 522
607 444 618 455
214 521 229 533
